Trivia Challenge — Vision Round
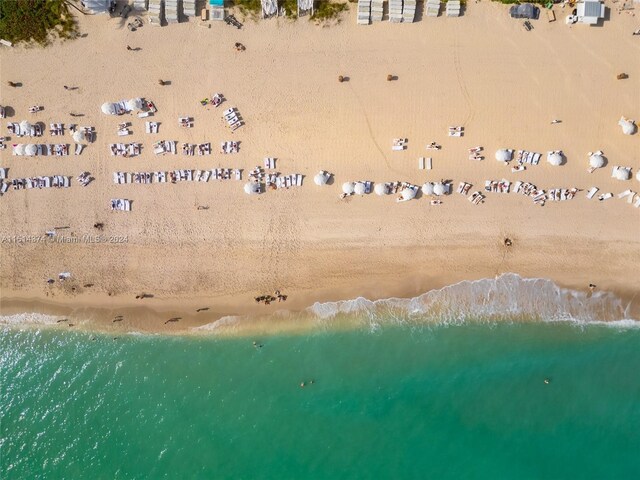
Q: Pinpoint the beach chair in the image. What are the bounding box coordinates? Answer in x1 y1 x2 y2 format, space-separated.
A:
598 193 613 201
627 193 636 204
635 197 640 208
234 169 242 181
297 174 304 187
617 190 632 199
0 181 8 195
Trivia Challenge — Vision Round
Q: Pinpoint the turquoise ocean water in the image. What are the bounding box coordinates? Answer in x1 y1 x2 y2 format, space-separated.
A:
2 276 640 479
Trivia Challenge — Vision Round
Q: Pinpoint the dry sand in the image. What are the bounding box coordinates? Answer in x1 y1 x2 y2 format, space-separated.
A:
1 3 639 334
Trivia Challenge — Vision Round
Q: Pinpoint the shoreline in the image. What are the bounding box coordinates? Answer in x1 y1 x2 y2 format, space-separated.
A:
2 271 639 337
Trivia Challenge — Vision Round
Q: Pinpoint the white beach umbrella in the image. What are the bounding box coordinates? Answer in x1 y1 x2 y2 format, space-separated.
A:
618 118 636 135
101 102 117 115
342 182 355 195
422 182 434 195
72 129 86 143
613 167 631 181
433 182 446 196
244 182 260 195
547 152 563 166
13 144 26 155
354 182 366 195
126 98 144 111
19 120 32 134
314 172 328 186
589 154 605 169
495 149 511 162
374 183 388 196
401 187 416 201
25 143 37 156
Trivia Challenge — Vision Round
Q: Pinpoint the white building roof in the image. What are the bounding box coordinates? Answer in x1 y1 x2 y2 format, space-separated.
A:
577 1 605 25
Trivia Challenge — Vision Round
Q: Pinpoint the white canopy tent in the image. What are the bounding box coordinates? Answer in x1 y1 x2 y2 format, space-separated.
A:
342 182 355 194
19 120 32 135
422 182 434 195
589 154 605 169
613 167 631 181
72 130 87 143
25 144 37 156
433 183 446 196
314 172 329 186
125 98 144 111
261 0 278 17
101 102 118 115
619 117 636 135
374 183 388 196
547 152 563 166
244 182 261 195
495 149 511 162
401 187 416 201
354 182 366 195
297 0 314 16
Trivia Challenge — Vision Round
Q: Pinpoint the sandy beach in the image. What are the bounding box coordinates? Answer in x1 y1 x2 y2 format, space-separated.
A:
1 3 639 334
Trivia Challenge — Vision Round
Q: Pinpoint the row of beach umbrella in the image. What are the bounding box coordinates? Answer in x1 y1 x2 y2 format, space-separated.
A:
496 149 620 171
101 98 144 115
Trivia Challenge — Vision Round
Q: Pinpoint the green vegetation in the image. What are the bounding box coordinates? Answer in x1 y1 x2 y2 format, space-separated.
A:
311 1 349 21
492 0 547 4
229 0 348 22
0 0 77 46
228 0 262 17
282 0 298 18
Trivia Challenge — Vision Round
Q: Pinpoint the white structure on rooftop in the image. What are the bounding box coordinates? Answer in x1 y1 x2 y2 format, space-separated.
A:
82 0 110 14
576 1 605 25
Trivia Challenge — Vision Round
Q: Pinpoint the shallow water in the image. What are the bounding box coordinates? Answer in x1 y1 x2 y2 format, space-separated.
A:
2 321 640 479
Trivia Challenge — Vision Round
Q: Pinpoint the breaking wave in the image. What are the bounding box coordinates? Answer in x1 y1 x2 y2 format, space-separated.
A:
306 273 637 327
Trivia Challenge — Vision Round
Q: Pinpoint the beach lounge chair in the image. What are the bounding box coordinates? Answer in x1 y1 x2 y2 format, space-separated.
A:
586 187 599 199
297 174 304 187
598 193 613 201
468 192 485 205
234 169 242 181
0 182 8 195
627 193 636 204
617 190 633 199
635 197 640 208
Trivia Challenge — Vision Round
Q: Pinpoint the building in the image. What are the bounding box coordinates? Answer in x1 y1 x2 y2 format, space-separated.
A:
576 1 605 25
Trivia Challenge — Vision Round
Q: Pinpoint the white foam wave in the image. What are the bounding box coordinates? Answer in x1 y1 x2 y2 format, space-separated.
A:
191 315 243 332
0 312 64 326
307 273 637 325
